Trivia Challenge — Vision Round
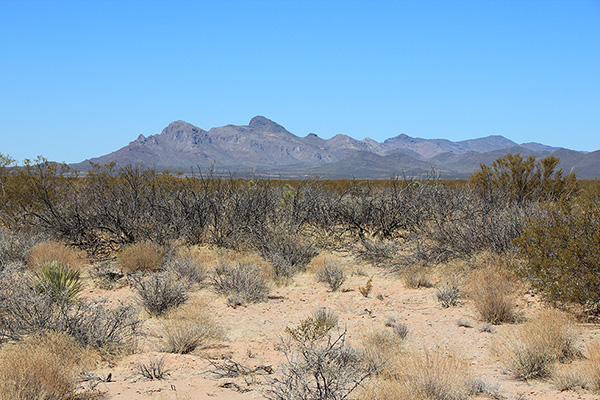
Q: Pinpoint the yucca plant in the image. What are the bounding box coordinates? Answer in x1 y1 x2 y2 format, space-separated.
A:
35 261 83 304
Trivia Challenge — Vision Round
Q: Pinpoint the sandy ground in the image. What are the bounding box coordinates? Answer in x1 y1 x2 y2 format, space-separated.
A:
79 256 600 400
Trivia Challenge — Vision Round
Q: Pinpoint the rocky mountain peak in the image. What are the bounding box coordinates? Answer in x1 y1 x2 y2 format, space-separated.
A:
248 116 291 136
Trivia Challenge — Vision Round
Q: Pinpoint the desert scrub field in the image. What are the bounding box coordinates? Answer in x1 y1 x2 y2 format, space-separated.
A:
0 152 600 399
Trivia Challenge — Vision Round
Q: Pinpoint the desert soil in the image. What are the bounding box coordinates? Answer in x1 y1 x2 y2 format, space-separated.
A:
81 255 600 400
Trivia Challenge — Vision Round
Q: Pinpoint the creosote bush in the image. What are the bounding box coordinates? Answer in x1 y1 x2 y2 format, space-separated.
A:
498 309 582 380
117 240 164 273
469 153 577 206
28 240 86 270
211 262 270 304
515 188 600 309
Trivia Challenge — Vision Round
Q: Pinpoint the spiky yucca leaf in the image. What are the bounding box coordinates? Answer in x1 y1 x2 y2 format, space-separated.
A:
35 261 83 304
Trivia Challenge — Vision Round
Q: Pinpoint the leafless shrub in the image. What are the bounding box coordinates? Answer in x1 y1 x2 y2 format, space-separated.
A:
315 262 346 291
498 309 582 380
165 256 207 286
89 261 124 289
117 240 164 273
0 267 141 351
480 324 495 333
62 300 142 352
28 240 86 270
211 262 270 304
0 228 46 267
258 233 318 280
269 323 372 400
436 282 460 308
357 239 399 265
135 272 189 316
137 356 169 380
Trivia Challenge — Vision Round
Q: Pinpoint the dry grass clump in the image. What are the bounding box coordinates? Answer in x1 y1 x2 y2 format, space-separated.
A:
160 299 224 354
401 264 434 289
28 240 86 270
0 330 98 400
551 340 600 393
583 341 600 393
467 265 520 325
361 328 406 376
436 281 461 308
211 262 271 304
498 309 582 380
117 240 164 273
359 348 472 400
315 261 346 291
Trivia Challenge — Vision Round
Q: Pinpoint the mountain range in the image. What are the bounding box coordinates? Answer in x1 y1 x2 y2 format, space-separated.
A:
72 116 600 179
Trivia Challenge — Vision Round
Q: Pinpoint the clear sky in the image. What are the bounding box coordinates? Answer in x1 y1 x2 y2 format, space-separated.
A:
1 0 599 163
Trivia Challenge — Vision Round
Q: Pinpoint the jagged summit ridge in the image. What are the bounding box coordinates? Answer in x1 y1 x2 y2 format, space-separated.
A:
72 116 599 179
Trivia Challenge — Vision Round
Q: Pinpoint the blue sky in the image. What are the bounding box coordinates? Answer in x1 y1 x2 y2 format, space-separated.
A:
1 0 599 163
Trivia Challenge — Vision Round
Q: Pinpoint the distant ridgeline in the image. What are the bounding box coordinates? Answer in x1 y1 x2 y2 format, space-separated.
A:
69 116 600 179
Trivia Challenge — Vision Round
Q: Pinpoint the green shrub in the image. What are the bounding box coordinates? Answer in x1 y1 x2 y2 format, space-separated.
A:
469 153 577 205
515 188 600 308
